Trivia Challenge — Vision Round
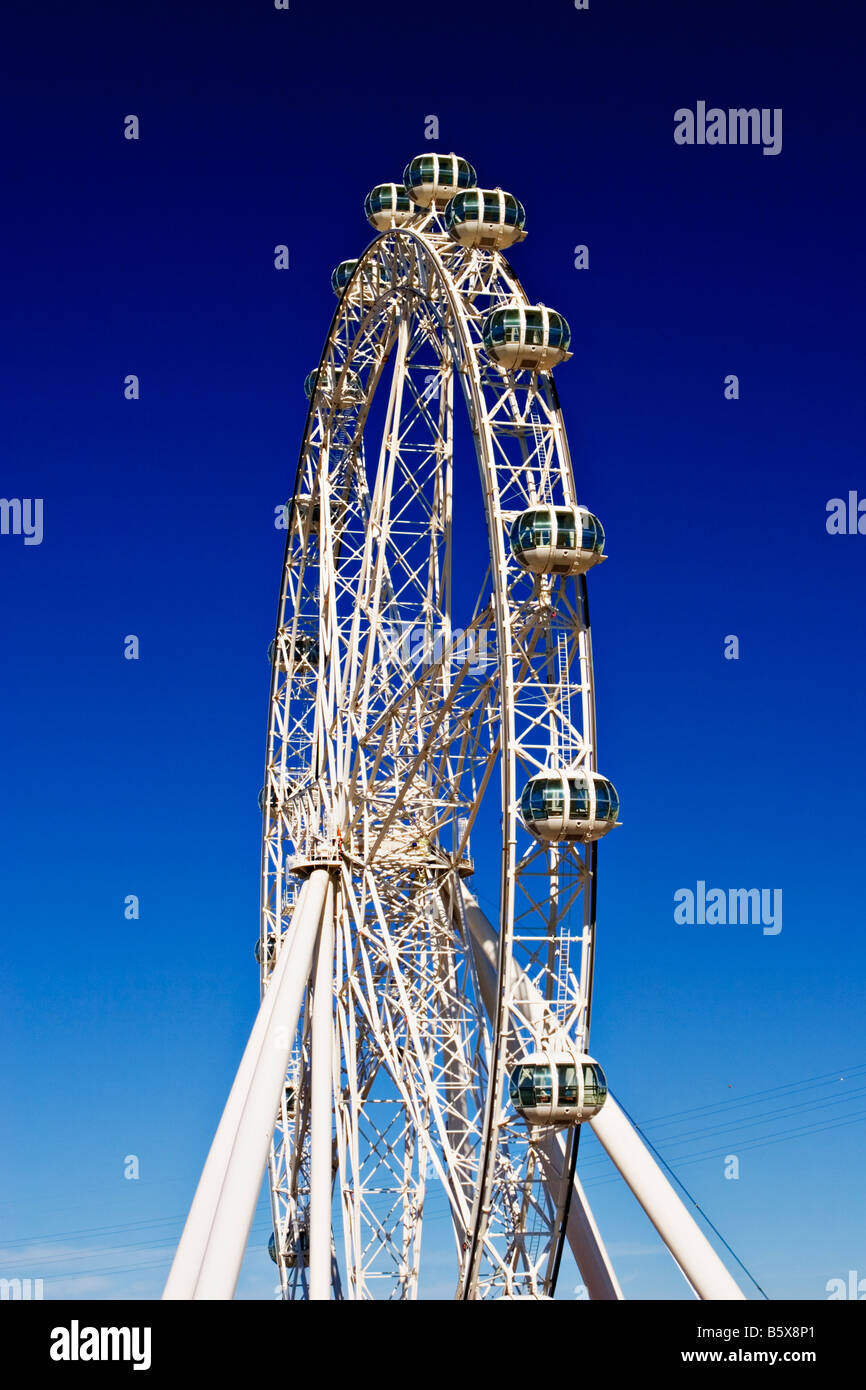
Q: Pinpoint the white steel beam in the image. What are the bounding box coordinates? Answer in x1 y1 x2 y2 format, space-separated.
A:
165 869 332 1301
309 877 336 1300
589 1095 746 1301
193 866 331 1299
536 1135 623 1302
164 875 316 1300
457 892 623 1300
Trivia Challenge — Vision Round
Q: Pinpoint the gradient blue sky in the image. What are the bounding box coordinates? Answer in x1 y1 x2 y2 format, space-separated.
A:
1 0 864 1300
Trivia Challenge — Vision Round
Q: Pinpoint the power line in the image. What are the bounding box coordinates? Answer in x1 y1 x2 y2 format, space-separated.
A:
612 1095 770 1300
574 1079 866 1170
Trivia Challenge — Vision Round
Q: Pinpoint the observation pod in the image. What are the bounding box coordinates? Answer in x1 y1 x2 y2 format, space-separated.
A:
444 188 527 250
330 259 359 295
402 152 476 209
364 182 415 230
482 303 572 371
510 505 606 576
305 363 364 409
268 1227 308 1267
509 1053 608 1127
267 631 319 672
519 769 619 843
292 495 321 531
258 785 279 815
254 934 277 968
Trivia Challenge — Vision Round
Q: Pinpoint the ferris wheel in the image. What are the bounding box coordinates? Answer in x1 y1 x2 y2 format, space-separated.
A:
164 154 746 1302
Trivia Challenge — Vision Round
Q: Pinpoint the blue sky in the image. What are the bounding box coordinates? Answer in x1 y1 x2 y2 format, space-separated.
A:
1 0 864 1300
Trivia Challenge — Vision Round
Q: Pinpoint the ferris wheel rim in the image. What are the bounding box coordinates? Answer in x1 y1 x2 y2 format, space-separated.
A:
260 207 602 1299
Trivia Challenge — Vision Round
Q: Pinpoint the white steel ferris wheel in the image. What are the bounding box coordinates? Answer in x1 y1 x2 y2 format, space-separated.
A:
165 154 746 1303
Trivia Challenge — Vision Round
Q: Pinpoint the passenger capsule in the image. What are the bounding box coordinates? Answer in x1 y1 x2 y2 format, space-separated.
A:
294 495 321 530
305 363 364 408
255 934 277 968
268 1225 308 1267
402 152 476 209
331 259 359 295
268 631 319 672
482 303 572 371
509 505 605 576
258 785 279 814
519 769 619 842
509 1052 608 1126
444 188 526 250
365 182 415 230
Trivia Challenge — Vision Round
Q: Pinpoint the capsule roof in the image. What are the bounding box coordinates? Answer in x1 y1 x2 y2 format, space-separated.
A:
402 152 477 208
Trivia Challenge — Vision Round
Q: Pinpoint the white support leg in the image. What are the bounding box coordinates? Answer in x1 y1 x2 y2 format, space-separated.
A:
165 868 332 1301
456 891 623 1299
163 875 315 1300
193 867 332 1299
590 1095 745 1301
537 1135 623 1301
309 877 335 1301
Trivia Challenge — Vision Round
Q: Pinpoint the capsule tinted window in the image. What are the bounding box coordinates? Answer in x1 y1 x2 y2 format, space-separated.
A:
532 1066 552 1102
503 309 522 341
549 314 570 351
555 510 576 548
557 1064 579 1104
568 779 590 819
524 310 544 346
542 778 564 814
512 513 531 551
536 510 553 544
483 192 499 220
595 781 611 819
584 1064 607 1106
580 514 597 549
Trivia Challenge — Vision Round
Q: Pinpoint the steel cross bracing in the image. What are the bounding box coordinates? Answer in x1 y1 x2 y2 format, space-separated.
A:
255 202 605 1300
162 182 748 1306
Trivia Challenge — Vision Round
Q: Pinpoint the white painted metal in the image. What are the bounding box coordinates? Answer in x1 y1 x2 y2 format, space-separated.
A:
590 1095 746 1301
460 891 622 1298
163 875 316 1300
309 877 335 1300
542 1145 623 1301
191 868 331 1300
165 161 750 1301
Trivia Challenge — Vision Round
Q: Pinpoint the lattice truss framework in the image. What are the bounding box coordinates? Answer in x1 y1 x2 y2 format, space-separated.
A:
260 205 603 1300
